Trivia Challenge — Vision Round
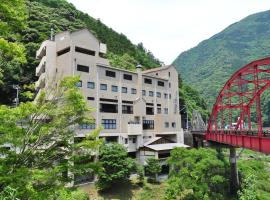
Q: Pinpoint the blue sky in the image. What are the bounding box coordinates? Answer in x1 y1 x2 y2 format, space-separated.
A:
67 0 270 64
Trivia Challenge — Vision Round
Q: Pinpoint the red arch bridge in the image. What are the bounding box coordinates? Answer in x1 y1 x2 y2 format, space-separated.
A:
200 57 270 154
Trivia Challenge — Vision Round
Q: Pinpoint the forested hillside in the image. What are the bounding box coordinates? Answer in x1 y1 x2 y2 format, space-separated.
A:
173 10 270 123
0 0 160 105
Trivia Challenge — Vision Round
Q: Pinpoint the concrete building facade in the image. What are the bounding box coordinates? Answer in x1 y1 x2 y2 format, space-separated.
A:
35 29 185 167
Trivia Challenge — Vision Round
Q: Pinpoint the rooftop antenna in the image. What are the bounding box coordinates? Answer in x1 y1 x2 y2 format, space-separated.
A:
50 26 54 41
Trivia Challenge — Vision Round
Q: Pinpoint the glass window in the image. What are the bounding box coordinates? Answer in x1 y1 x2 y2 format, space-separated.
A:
146 107 154 115
75 46 95 56
164 108 168 114
164 93 168 99
156 92 161 98
76 80 82 87
77 64 89 73
144 78 152 84
106 70 116 77
100 84 107 91
143 120 154 130
149 91 154 97
169 94 171 99
123 74 132 80
157 107 161 114
158 81 164 86
172 122 176 128
87 82 95 89
122 87 128 93
122 105 133 114
102 119 116 129
111 85 118 92
131 88 137 94
142 90 146 96
165 122 169 128
79 123 96 129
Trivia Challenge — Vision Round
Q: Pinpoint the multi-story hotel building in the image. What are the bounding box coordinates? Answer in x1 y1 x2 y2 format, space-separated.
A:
35 29 186 167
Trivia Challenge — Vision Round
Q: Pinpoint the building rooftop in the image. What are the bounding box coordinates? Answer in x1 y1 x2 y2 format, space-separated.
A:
146 143 189 151
142 65 173 74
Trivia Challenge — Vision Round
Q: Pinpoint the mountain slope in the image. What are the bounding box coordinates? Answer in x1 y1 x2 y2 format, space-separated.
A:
173 10 270 109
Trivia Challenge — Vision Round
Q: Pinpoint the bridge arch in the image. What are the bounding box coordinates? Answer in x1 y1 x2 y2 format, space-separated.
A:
206 57 270 154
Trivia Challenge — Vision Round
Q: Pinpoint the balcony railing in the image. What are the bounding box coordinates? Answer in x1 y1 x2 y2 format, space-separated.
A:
36 56 46 76
35 73 45 90
127 122 142 135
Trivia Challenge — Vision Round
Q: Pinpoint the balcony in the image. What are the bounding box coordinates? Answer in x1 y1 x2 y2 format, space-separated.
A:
35 73 45 90
36 56 46 76
36 41 47 59
127 121 142 135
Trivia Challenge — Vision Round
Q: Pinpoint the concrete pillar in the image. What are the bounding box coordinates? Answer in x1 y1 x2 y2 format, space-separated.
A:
229 147 239 195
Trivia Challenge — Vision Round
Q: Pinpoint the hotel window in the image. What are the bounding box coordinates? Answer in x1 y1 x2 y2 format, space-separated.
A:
100 103 118 113
57 47 70 56
164 108 168 114
111 85 118 92
164 93 168 99
146 107 154 115
158 81 164 87
76 80 82 87
123 74 132 80
122 87 128 93
87 82 95 89
122 105 133 114
156 92 161 98
102 119 116 129
172 122 176 128
77 64 89 73
131 88 137 94
100 84 107 91
75 46 95 56
106 70 116 78
79 123 96 130
142 90 146 96
144 78 152 84
149 91 154 97
143 120 154 130
165 122 169 128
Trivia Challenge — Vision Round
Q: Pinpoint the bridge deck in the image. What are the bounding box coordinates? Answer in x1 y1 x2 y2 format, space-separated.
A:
206 130 270 154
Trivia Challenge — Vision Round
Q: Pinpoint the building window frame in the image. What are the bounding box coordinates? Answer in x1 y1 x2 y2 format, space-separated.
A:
87 82 95 89
102 119 117 129
122 87 128 93
100 84 107 91
111 85 118 92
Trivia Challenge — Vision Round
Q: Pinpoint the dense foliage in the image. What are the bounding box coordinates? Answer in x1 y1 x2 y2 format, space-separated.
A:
0 0 160 105
237 150 270 200
0 76 101 199
145 158 162 182
96 143 135 191
165 148 230 200
173 10 270 123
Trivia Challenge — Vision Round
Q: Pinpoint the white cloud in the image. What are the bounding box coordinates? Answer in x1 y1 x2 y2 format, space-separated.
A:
67 0 270 64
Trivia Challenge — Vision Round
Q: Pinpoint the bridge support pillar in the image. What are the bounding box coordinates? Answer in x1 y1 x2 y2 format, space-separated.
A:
229 147 239 195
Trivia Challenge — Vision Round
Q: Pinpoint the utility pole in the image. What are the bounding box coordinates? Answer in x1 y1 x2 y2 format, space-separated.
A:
13 85 20 107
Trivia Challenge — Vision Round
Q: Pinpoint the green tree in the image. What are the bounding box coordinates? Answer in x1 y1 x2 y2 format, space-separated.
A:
165 148 229 200
96 143 135 191
145 158 161 182
0 76 100 199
